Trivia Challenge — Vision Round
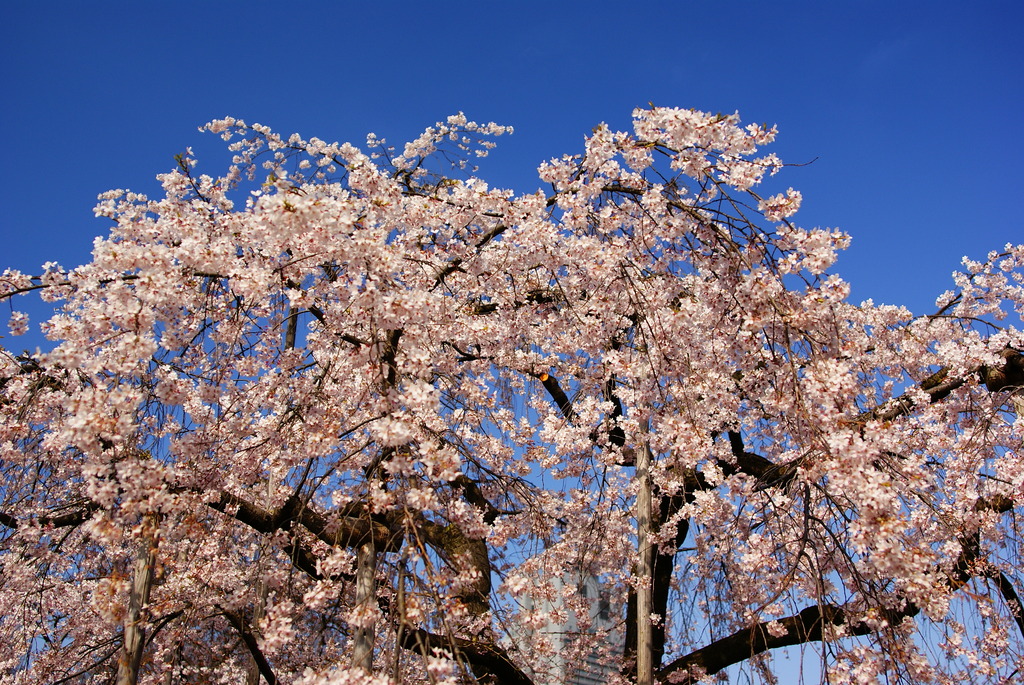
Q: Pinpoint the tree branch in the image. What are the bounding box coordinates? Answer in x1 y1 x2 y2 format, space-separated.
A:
221 607 278 685
748 360 1007 491
987 571 1024 640
414 515 491 617
537 371 576 423
0 501 100 530
400 627 534 685
657 503 1000 683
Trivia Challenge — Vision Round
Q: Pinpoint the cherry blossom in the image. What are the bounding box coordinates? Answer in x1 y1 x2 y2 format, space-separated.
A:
1 107 1022 684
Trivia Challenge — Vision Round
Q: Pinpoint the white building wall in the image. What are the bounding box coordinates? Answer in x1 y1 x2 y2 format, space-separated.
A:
517 574 622 685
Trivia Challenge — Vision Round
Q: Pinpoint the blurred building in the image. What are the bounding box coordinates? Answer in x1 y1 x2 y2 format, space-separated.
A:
518 574 622 685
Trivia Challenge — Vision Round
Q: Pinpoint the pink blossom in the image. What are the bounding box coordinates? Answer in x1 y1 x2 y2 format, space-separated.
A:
1 106 1021 685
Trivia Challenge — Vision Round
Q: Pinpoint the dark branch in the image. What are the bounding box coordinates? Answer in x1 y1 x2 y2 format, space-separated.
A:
401 627 534 685
656 602 886 683
221 607 278 685
988 571 1024 640
0 501 100 531
434 223 509 288
658 501 999 683
749 362 996 491
208 490 395 550
538 372 576 423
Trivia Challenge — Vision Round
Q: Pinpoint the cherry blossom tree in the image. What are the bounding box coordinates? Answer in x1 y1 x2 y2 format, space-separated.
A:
1 107 1022 685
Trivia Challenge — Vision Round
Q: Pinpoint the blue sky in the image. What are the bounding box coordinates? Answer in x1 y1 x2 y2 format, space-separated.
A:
2 0 1022 336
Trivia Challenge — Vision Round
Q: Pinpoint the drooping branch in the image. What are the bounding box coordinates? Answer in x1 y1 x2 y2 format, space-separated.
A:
657 499 1011 683
748 355 1020 491
860 365 970 424
204 489 400 587
987 571 1024 640
400 628 534 685
656 602 885 683
208 490 394 550
451 474 513 526
0 272 140 301
433 222 509 288
980 348 1024 392
603 376 626 449
534 370 635 464
221 607 278 685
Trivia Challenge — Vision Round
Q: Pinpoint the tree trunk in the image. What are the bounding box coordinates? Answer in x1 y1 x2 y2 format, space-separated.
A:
351 538 377 672
636 442 654 685
245 574 269 685
116 515 158 685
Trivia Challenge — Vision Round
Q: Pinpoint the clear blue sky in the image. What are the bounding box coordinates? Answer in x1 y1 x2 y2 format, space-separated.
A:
2 0 1022 329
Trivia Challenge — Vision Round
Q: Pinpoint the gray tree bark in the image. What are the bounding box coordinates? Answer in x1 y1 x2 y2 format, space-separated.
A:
116 515 158 685
352 538 377 672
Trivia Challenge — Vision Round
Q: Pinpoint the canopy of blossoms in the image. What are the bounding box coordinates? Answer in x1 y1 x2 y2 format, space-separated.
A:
1 107 1022 684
